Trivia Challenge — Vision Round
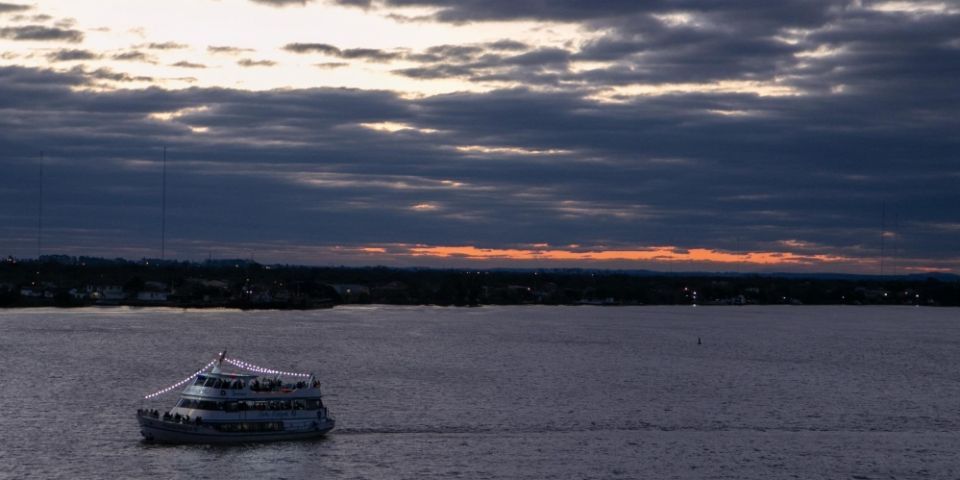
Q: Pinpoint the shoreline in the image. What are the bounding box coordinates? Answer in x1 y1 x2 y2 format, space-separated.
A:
3 257 957 308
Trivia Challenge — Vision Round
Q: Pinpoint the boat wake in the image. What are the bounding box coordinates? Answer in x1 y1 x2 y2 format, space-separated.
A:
333 421 916 436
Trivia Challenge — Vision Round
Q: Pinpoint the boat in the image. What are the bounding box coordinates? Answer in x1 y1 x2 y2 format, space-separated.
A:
137 351 334 444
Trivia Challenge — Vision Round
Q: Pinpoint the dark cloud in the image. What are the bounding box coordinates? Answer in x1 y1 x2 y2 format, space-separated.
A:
287 40 535 65
1 44 958 271
380 0 645 22
331 0 836 26
70 66 154 83
406 44 483 63
10 13 52 22
46 49 100 62
208 45 254 55
384 3 960 99
250 0 361 9
143 41 188 50
314 62 349 69
283 42 344 55
488 39 528 51
53 18 77 29
393 64 473 79
395 46 571 82
404 40 531 65
0 3 958 271
0 65 86 90
384 12 434 23
0 25 84 42
0 2 30 14
340 48 401 62
112 50 155 62
283 42 401 62
322 2 902 91
249 0 312 5
237 58 276 67
171 61 207 69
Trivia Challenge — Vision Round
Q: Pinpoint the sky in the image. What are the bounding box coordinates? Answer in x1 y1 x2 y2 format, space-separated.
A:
0 0 958 273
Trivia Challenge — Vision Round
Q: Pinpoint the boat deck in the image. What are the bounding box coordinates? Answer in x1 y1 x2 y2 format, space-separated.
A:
137 411 334 444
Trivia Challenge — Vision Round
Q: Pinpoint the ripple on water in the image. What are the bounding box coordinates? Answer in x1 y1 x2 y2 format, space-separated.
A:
1 305 959 479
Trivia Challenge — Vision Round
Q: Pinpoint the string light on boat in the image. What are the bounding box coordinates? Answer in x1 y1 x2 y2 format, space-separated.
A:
224 357 311 378
143 358 218 400
142 353 312 400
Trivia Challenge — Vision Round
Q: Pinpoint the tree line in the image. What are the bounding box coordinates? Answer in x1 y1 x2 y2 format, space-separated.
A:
1 256 957 308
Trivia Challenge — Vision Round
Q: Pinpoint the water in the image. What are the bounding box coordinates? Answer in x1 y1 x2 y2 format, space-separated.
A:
1 305 959 479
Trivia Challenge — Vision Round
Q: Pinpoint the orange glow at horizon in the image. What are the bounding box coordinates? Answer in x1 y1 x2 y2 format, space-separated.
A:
399 245 862 266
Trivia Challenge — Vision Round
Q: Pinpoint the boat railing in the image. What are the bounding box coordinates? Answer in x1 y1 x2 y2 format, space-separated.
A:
138 409 205 426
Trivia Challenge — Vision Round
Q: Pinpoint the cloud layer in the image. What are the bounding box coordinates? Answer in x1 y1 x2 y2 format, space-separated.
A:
0 0 957 272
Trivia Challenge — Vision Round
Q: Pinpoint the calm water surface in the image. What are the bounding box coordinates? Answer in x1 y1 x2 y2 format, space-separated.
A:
1 305 959 479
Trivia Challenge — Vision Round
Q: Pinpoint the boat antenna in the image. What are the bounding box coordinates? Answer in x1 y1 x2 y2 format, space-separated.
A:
218 350 226 366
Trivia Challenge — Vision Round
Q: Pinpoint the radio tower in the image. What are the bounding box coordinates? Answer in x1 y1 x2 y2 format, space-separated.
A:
37 151 44 259
161 146 167 260
880 203 886 276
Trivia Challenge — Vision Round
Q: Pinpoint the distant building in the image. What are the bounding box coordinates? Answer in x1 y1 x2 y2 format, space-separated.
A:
20 287 45 298
136 291 169 302
91 285 126 302
328 284 370 303
144 281 168 291
197 279 229 290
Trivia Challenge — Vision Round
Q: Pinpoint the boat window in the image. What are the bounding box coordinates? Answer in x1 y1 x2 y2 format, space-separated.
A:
305 399 321 410
203 377 217 388
175 399 228 411
292 400 305 410
215 422 284 433
194 375 207 386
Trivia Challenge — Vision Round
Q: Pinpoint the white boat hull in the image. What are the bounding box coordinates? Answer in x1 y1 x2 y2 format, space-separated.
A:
138 414 334 444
